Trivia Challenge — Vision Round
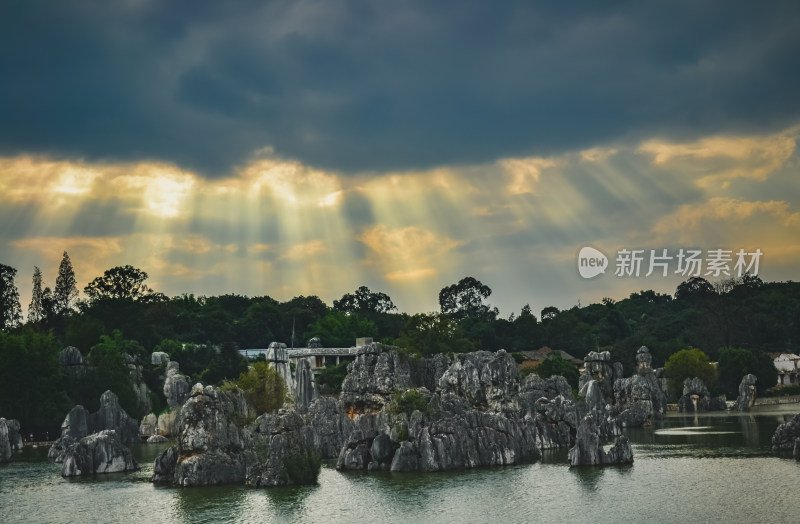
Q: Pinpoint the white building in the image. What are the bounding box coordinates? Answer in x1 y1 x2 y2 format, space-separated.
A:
774 353 800 386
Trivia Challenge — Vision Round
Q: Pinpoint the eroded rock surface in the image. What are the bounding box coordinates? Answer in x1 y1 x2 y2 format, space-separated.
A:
61 430 139 476
772 412 800 452
736 374 758 412
568 414 633 467
0 418 12 462
678 377 726 412
49 390 139 462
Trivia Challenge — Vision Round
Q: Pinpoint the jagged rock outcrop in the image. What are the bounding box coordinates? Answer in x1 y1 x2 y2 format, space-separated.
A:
163 361 190 411
155 383 252 486
152 383 322 487
678 377 726 412
736 374 758 411
532 395 579 449
151 351 170 366
519 374 573 410
336 392 542 473
340 343 412 415
139 413 158 439
293 357 318 412
246 410 320 487
568 414 633 467
61 430 139 476
59 346 87 379
0 418 12 462
147 435 168 443
49 390 139 462
579 351 622 404
305 397 355 459
614 373 667 427
438 350 520 412
772 413 800 452
157 360 190 437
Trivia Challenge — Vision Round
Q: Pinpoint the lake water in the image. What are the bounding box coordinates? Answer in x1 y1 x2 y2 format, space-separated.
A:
3 405 800 523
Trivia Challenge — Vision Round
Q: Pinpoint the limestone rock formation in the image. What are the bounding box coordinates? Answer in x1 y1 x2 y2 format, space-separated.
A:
139 413 158 439
532 395 580 449
336 393 542 473
61 430 139 476
772 412 800 452
294 357 317 412
59 346 87 379
340 343 412 414
520 374 574 411
437 350 520 412
580 351 622 404
614 373 667 427
568 414 633 467
163 361 190 411
678 377 726 412
146 435 168 444
736 374 758 411
305 397 354 460
151 351 170 366
152 383 322 487
49 390 139 462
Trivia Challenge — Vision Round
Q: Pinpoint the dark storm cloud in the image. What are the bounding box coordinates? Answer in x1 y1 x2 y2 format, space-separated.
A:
1 0 799 175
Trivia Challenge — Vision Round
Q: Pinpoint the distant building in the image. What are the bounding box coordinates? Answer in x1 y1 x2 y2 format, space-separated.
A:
521 346 583 367
774 353 800 386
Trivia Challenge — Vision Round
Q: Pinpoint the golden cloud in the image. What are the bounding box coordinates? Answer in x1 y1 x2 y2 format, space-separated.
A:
639 130 796 187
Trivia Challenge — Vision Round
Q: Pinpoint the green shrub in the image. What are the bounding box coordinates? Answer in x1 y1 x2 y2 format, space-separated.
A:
387 388 432 417
281 451 322 485
226 362 287 415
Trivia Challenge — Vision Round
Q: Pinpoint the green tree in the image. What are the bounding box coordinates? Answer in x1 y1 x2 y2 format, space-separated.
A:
717 347 777 396
439 277 495 320
228 361 287 415
83 330 144 418
54 251 79 315
334 286 397 314
28 266 46 325
535 355 580 389
0 329 72 434
304 310 377 348
394 313 476 356
0 264 22 331
675 277 715 301
664 348 716 393
84 265 153 302
315 360 350 394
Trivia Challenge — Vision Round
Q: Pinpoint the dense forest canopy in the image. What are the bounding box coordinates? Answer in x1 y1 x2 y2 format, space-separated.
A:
1 255 798 436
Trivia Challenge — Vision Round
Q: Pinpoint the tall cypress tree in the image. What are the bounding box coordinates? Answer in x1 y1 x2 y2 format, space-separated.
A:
0 264 22 331
54 251 78 316
28 266 45 324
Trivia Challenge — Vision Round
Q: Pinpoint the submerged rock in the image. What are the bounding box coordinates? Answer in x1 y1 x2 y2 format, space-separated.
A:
736 374 758 412
568 414 633 467
772 412 800 452
146 435 168 444
61 430 139 476
678 377 725 412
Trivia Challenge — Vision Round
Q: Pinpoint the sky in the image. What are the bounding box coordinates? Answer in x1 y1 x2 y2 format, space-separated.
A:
1 0 799 319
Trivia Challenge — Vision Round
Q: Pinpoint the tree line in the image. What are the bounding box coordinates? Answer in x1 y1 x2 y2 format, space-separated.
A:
1 252 798 436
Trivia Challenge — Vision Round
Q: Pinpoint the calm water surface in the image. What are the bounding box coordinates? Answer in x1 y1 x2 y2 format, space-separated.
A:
3 405 800 523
